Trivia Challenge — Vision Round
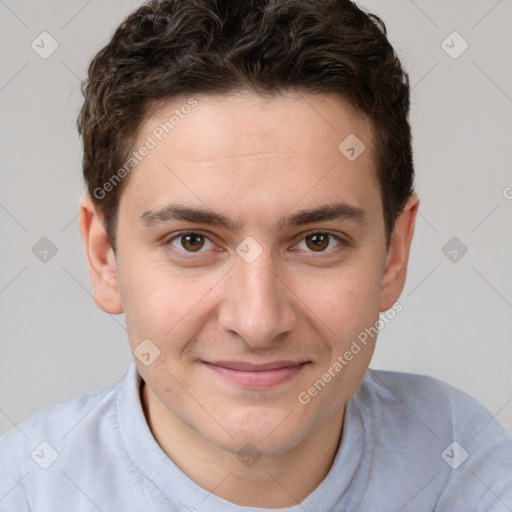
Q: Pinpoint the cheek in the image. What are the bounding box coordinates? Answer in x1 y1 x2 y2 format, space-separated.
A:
119 260 223 356
294 269 380 420
296 258 383 341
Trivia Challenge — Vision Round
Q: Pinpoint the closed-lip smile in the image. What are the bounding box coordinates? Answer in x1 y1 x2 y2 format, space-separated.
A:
201 360 309 387
206 360 307 371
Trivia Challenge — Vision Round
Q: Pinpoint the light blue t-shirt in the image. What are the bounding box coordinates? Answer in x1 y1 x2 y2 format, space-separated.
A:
1 362 511 511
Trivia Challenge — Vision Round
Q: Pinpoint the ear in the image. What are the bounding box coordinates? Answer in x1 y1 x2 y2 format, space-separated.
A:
78 194 123 314
379 194 419 312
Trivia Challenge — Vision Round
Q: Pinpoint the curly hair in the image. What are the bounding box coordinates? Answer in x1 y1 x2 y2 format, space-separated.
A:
77 0 414 251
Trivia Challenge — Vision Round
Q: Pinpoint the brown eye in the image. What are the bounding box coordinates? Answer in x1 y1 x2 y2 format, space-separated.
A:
305 233 330 251
166 231 217 258
180 233 205 252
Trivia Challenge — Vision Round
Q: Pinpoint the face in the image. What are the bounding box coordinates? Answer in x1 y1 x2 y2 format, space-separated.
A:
85 91 413 457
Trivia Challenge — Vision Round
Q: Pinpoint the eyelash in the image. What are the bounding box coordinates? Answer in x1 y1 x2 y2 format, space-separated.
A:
163 230 348 259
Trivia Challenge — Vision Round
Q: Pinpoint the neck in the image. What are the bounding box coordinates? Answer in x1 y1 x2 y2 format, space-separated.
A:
141 383 344 508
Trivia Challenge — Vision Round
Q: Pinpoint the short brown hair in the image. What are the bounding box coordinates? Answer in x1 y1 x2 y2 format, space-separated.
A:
78 0 414 251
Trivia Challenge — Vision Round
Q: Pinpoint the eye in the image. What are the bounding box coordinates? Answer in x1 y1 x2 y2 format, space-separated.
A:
167 232 214 253
295 232 342 253
164 230 346 259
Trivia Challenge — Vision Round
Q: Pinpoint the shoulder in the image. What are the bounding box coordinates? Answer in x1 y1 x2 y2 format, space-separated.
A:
0 376 123 451
357 369 512 510
365 367 472 400
362 368 511 441
0 377 125 504
0 365 151 511
364 368 480 409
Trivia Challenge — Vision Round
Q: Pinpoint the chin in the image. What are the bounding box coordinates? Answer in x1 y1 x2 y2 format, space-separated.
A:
201 408 317 458
210 428 308 459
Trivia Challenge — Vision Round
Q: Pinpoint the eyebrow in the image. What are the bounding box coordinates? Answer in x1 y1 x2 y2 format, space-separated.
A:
139 202 366 232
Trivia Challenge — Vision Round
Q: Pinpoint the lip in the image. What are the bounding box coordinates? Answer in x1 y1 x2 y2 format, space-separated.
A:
202 360 309 388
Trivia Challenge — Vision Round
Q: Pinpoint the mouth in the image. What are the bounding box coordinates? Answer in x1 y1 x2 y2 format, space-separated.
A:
201 360 310 388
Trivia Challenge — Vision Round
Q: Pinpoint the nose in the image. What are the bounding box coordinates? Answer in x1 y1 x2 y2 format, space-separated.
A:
217 247 298 349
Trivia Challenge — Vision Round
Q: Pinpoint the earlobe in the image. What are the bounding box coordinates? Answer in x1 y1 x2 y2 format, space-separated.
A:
379 194 419 312
78 194 123 314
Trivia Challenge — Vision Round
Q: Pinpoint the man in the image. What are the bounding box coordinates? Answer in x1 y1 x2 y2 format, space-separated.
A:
1 0 511 510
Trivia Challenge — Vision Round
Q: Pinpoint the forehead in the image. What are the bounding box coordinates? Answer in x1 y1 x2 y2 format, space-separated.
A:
139 91 372 161
120 91 380 224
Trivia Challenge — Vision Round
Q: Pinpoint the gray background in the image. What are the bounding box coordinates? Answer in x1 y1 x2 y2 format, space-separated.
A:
0 0 511 437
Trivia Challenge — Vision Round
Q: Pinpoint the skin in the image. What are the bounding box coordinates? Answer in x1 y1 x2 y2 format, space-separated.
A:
79 91 419 508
